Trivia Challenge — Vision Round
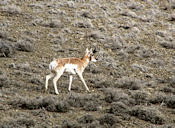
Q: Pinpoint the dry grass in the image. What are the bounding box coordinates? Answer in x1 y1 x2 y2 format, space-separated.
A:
0 0 175 127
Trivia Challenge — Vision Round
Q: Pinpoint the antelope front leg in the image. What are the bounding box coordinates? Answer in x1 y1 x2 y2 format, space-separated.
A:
68 75 73 91
77 73 90 92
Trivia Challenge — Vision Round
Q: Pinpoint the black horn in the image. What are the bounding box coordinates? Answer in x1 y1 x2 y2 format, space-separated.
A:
93 47 97 53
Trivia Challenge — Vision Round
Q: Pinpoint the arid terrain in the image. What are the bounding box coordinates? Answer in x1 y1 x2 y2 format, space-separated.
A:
0 0 175 127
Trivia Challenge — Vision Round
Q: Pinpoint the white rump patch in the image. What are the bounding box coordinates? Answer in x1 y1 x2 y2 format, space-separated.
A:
65 64 77 74
49 60 58 70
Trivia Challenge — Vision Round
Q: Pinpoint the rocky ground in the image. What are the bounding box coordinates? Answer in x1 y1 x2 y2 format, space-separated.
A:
0 0 175 127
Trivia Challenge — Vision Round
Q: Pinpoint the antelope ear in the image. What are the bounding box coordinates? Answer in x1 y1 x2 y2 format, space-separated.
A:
86 48 89 53
89 48 93 54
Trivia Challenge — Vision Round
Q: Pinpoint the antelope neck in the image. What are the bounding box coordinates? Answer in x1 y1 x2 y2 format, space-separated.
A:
81 55 90 67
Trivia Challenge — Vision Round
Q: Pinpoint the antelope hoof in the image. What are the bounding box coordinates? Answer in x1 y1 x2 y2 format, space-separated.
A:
55 92 59 95
86 90 90 93
44 88 48 93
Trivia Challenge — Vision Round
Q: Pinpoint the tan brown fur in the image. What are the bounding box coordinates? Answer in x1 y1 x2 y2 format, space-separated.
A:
57 57 88 68
45 48 97 94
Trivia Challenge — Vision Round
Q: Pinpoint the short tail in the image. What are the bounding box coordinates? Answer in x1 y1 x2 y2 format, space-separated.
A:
49 60 58 70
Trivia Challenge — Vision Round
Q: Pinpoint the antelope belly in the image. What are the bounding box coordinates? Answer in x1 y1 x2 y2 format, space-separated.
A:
65 64 77 74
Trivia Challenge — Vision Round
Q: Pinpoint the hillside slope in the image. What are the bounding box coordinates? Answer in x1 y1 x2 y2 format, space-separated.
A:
0 0 175 127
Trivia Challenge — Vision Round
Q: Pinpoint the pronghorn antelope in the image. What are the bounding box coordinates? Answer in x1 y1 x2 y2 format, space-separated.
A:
45 48 97 95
